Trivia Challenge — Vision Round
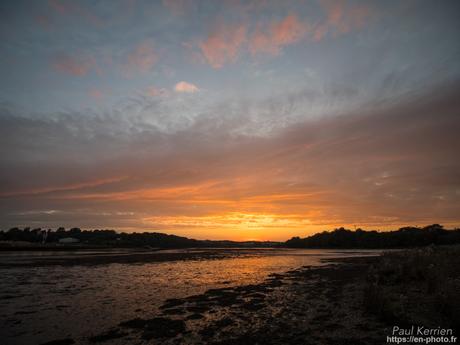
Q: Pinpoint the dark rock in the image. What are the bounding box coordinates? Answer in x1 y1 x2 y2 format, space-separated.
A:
266 280 283 287
214 294 242 307
186 313 204 320
185 294 210 303
325 322 345 330
206 288 235 295
187 305 209 313
247 292 266 299
198 326 215 338
214 317 234 328
40 339 74 345
119 317 148 329
241 301 265 311
160 298 184 309
268 273 283 279
198 317 235 338
161 308 186 315
88 328 127 342
141 317 186 339
15 310 37 315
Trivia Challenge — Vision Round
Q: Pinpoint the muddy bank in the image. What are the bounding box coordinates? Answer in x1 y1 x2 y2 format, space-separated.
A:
0 249 262 268
41 256 390 345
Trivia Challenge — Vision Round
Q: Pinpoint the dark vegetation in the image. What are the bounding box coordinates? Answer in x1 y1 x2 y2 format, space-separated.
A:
1 224 459 249
363 245 460 332
0 226 278 248
285 224 460 248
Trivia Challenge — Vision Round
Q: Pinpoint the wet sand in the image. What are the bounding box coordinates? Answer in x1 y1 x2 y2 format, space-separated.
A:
39 255 388 345
0 248 265 268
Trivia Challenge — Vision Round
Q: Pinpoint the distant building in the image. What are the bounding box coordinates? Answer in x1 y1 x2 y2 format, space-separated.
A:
58 237 80 244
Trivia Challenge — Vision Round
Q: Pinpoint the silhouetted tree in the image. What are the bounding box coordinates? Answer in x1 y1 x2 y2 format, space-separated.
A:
285 225 460 248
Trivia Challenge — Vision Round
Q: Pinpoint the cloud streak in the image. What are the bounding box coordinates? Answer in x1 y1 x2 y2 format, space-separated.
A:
1 80 459 239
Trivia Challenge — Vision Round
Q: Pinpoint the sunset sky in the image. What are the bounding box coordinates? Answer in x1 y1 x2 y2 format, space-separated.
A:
1 0 460 240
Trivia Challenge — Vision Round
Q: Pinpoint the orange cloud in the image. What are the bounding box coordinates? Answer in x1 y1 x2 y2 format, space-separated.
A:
194 4 373 67
53 54 97 76
249 14 309 56
199 21 247 69
0 176 127 198
314 0 372 40
124 42 158 75
174 81 199 93
198 15 308 67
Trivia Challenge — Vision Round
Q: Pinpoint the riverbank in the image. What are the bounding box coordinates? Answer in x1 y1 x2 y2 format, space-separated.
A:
38 255 383 345
0 248 250 268
25 246 460 344
0 247 375 268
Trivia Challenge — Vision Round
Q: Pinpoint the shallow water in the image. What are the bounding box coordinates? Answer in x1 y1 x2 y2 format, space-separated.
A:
0 248 379 345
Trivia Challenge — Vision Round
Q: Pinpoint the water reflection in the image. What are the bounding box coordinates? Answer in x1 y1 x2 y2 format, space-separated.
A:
0 248 379 345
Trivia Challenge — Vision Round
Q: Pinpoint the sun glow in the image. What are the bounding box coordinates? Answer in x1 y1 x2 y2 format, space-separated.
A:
142 212 314 241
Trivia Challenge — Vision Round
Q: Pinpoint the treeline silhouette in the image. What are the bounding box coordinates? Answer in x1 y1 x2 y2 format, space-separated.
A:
285 224 460 248
0 227 276 248
0 227 204 248
1 224 460 249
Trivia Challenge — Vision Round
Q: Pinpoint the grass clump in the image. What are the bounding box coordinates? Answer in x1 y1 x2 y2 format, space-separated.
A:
363 245 460 331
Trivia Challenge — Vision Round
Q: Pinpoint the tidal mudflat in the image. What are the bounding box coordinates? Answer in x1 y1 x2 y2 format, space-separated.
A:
0 248 378 345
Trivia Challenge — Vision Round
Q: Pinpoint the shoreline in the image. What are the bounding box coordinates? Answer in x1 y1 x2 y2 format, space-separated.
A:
9 246 458 345
0 248 278 268
0 247 377 269
41 255 387 345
